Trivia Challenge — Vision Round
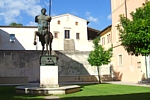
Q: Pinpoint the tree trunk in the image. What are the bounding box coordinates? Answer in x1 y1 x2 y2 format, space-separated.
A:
97 66 101 83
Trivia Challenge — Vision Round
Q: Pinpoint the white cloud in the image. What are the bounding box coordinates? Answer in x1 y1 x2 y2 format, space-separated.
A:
4 10 20 24
86 12 90 16
71 11 78 15
26 21 38 26
44 1 50 7
51 13 57 17
107 14 112 20
0 13 4 21
26 5 42 17
86 12 99 23
0 0 42 25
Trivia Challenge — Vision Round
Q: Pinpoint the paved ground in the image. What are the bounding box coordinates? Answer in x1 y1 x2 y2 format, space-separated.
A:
104 81 150 87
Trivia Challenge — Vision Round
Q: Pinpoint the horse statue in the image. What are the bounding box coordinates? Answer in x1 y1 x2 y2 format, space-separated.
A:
33 8 53 56
34 31 53 55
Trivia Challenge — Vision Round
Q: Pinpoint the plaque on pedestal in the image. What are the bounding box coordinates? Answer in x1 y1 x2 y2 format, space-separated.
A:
40 55 58 66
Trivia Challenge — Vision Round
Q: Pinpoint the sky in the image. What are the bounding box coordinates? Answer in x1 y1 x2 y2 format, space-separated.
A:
0 0 112 30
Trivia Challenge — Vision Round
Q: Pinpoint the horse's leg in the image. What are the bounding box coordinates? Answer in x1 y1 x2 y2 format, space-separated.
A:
49 32 53 55
33 31 37 45
45 32 51 55
46 43 49 55
41 45 45 56
49 43 52 55
45 35 49 55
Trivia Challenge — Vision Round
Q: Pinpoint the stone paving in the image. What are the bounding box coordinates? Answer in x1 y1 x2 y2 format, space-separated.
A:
44 96 60 100
104 81 150 87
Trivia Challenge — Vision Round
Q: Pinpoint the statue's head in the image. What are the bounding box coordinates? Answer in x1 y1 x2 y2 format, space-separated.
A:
41 8 46 14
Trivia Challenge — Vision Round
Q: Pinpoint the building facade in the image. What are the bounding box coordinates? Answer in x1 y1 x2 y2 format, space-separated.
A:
99 25 113 80
0 13 100 51
111 0 150 82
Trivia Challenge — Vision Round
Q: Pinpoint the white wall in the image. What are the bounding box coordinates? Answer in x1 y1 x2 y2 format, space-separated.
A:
50 14 90 51
0 27 37 50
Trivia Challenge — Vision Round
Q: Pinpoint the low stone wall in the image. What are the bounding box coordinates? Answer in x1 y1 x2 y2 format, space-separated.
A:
0 50 112 84
0 75 112 84
59 75 98 83
59 75 112 83
101 75 113 82
0 77 28 84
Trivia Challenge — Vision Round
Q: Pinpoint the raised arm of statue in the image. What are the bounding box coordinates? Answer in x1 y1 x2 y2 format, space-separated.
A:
48 16 52 22
35 15 39 23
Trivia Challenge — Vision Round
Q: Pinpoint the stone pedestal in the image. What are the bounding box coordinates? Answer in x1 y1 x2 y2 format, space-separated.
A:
39 55 59 88
40 65 59 88
15 55 81 95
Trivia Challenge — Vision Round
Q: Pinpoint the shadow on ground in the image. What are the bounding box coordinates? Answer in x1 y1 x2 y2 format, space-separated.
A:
12 92 150 100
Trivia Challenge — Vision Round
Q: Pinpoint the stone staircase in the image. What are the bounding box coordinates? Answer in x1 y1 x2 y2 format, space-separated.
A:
64 39 75 51
101 75 113 82
138 78 150 84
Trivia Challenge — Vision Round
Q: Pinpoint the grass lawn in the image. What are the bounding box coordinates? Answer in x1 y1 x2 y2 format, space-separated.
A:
0 84 150 100
60 84 150 100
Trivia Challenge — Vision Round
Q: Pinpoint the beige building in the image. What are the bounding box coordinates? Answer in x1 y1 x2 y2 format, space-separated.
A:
111 0 150 82
99 25 113 79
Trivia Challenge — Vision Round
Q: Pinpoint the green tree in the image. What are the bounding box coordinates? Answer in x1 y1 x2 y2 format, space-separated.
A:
87 37 112 83
117 0 150 56
9 22 23 26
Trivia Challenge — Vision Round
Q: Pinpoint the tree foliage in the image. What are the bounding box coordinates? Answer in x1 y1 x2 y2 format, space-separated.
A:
117 0 150 56
88 36 112 83
9 22 23 26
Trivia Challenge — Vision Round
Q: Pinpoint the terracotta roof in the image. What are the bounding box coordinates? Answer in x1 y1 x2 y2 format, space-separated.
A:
100 25 112 34
87 27 101 33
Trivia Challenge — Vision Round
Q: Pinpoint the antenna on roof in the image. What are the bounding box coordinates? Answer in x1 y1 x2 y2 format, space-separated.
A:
48 0 52 32
49 0 52 16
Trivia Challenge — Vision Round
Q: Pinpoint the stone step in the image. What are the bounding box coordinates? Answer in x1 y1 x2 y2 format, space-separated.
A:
138 78 150 83
64 39 75 51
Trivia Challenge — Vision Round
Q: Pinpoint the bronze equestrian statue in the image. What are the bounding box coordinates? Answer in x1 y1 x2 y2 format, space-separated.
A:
33 8 53 55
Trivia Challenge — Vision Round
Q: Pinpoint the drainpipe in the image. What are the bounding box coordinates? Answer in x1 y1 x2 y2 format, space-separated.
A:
124 0 133 67
124 0 127 18
145 56 148 78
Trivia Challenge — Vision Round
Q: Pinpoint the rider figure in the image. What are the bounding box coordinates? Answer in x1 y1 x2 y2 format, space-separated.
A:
34 8 51 45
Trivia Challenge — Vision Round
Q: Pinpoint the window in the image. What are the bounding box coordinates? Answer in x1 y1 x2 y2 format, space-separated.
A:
58 20 60 24
118 54 123 66
10 34 15 43
107 34 111 43
76 33 80 39
75 22 78 25
102 37 105 45
64 30 70 39
54 33 58 38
